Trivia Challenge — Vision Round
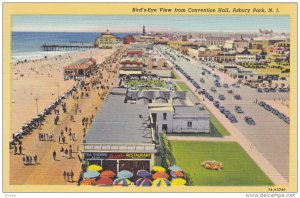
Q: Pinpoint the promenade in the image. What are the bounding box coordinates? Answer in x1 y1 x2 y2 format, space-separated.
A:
10 47 126 185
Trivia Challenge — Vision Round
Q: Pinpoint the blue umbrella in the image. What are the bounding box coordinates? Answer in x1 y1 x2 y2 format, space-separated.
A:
83 170 100 178
168 165 183 171
137 170 152 178
117 170 133 179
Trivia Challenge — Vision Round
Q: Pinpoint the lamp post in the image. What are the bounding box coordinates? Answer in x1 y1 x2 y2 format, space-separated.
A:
34 96 39 115
56 83 60 99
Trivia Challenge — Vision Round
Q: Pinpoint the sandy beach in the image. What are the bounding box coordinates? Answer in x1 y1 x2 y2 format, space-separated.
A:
12 48 116 134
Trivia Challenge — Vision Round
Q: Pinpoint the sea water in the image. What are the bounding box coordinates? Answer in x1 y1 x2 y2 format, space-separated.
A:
12 32 133 62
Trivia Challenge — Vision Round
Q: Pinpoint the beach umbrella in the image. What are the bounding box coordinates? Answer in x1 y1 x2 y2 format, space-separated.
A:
152 171 169 179
135 178 152 187
113 178 131 186
80 178 96 186
87 164 103 172
100 170 116 178
95 177 113 186
151 166 166 172
83 170 100 178
117 170 133 179
137 170 152 178
152 178 171 187
170 178 187 186
168 165 183 171
170 170 185 178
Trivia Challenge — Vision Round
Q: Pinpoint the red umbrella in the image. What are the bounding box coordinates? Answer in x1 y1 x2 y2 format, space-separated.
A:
171 170 185 178
152 171 169 179
95 177 113 186
100 170 116 178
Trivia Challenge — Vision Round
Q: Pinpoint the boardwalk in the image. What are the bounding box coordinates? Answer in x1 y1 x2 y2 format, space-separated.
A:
9 47 126 185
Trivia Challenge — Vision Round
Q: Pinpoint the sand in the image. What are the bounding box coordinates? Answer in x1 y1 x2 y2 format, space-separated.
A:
12 48 116 134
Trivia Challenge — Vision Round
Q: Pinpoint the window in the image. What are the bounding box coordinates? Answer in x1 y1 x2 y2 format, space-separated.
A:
163 113 167 120
187 122 192 128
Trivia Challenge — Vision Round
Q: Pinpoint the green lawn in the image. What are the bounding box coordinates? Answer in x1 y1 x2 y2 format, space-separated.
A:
175 81 191 92
209 115 230 136
124 79 171 90
171 71 180 80
171 141 273 186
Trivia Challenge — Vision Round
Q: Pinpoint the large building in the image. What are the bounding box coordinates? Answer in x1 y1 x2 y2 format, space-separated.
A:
95 29 117 49
82 88 210 173
63 58 96 78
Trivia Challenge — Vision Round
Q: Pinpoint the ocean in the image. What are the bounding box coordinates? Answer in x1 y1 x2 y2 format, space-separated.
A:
12 32 134 62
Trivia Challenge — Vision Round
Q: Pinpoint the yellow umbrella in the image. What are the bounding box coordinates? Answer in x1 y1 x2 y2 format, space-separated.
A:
170 178 186 186
87 164 103 171
151 166 166 172
152 178 171 186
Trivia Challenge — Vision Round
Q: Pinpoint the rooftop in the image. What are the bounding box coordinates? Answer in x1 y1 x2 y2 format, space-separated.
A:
173 106 209 119
84 88 153 144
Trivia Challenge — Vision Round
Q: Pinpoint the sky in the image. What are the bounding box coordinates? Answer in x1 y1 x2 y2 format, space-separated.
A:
13 15 290 33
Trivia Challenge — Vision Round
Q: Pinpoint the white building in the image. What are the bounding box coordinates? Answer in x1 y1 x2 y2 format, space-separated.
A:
235 54 256 63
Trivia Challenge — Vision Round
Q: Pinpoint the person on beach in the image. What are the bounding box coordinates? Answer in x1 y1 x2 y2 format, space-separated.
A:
66 172 70 182
53 150 57 160
70 170 74 182
63 171 67 181
65 149 68 159
69 148 72 159
65 126 68 133
34 154 37 164
29 156 32 165
59 135 61 143
22 156 26 165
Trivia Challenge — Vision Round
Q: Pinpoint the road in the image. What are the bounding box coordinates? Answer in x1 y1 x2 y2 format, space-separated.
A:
156 45 290 184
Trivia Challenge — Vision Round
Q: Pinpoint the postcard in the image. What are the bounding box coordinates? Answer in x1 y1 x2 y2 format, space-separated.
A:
2 2 297 194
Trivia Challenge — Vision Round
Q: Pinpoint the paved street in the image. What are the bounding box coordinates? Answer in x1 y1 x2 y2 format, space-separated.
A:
156 45 290 183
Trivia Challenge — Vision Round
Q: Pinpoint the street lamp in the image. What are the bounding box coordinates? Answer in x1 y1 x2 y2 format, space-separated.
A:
34 96 39 115
56 82 60 99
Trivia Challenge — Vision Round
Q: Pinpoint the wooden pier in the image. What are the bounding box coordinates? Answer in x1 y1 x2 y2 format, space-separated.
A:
41 44 96 51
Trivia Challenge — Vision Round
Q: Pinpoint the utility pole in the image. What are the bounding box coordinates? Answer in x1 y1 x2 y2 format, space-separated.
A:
34 96 39 115
56 83 60 99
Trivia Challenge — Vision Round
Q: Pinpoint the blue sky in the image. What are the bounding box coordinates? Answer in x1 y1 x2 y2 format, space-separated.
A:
13 15 290 33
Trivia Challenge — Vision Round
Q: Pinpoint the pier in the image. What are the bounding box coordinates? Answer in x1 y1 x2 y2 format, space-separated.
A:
41 45 96 51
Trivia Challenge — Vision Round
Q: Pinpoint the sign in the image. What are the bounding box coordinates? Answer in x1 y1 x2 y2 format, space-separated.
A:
84 152 151 160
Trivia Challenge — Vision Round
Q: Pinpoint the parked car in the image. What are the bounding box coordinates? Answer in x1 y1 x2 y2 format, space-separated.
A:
227 90 233 94
218 94 225 100
235 106 244 113
244 116 255 125
264 88 270 92
257 88 263 92
223 83 229 88
213 101 220 108
210 87 217 92
234 94 241 100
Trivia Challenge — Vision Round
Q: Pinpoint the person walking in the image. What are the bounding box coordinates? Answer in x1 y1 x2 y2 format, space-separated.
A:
66 172 70 182
69 148 72 159
53 150 57 160
70 170 74 182
19 145 22 155
14 145 17 155
65 149 68 159
63 171 67 181
29 156 32 165
22 156 26 165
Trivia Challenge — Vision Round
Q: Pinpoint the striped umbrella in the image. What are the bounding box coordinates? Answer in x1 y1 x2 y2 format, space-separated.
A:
135 178 152 186
151 166 166 172
80 178 96 186
170 178 187 186
152 171 169 179
170 170 185 178
117 170 133 179
87 165 103 171
152 178 170 187
113 178 131 186
168 165 183 171
100 170 116 178
95 177 113 186
83 170 100 178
